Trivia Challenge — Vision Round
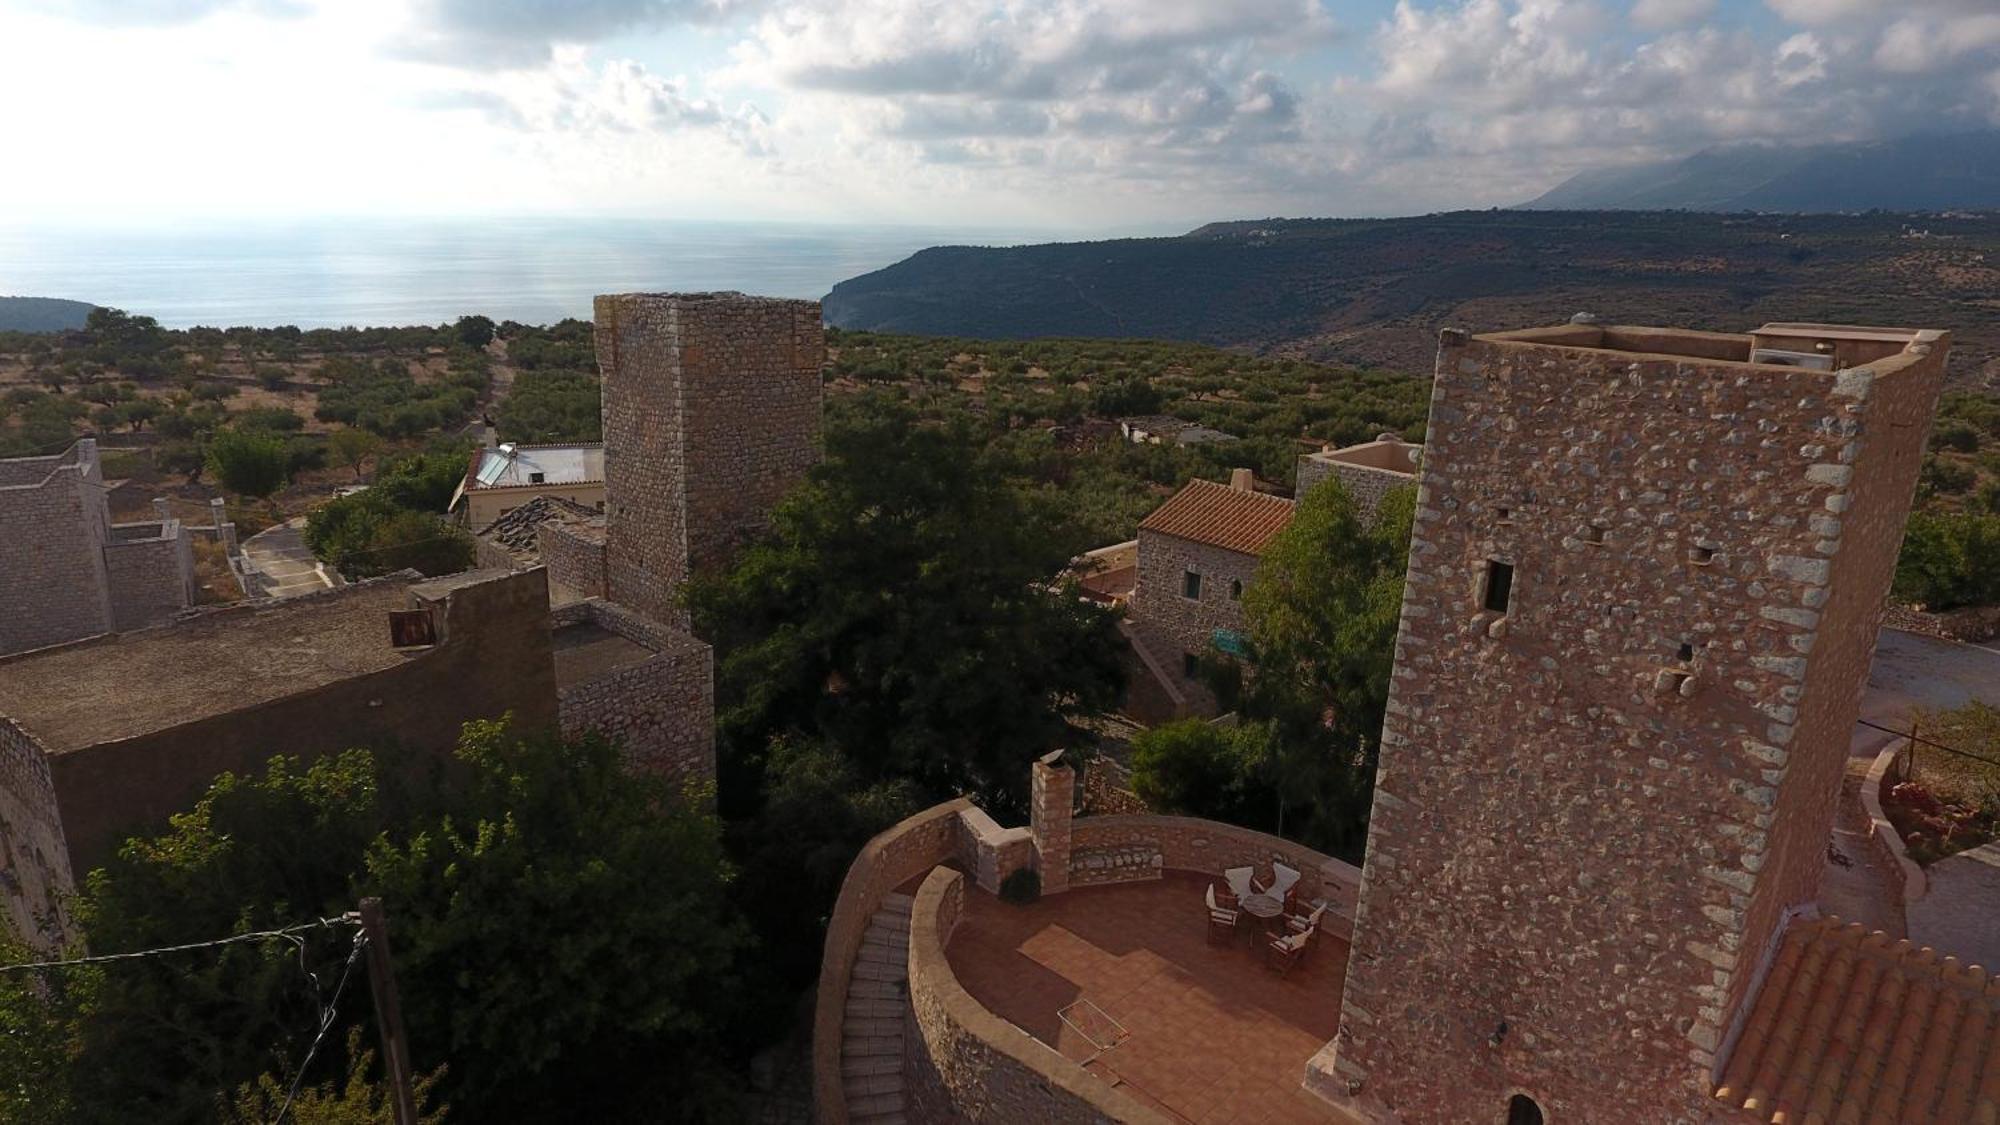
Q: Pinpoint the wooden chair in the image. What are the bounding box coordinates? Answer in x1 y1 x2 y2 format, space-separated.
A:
1268 862 1302 911
1285 902 1327 937
1265 928 1312 976
1206 883 1241 946
1223 866 1257 902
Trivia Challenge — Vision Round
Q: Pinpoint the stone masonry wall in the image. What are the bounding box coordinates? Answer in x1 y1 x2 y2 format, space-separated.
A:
0 443 114 656
540 520 607 603
1130 529 1260 663
1294 458 1413 522
1311 328 1949 1125
0 719 74 951
551 597 715 783
1070 814 1361 937
103 522 195 632
597 292 823 628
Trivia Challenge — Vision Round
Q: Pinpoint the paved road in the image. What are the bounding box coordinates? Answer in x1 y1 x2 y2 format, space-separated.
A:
1853 627 2000 757
240 517 340 599
1908 842 2000 970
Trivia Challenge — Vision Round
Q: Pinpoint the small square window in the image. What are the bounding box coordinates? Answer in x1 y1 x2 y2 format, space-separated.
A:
1183 570 1203 599
1580 524 1606 546
1483 560 1514 614
1496 506 1513 523
529 471 546 484
1229 579 1243 601
1689 545 1716 565
1677 642 1695 662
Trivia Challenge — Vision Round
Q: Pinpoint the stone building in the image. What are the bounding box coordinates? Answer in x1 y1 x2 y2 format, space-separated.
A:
1294 434 1420 523
1308 322 1959 1123
449 441 606 528
596 292 823 627
0 567 557 948
0 439 194 656
1129 474 1294 679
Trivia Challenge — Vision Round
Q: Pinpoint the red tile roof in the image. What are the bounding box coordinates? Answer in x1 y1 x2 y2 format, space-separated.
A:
1138 479 1295 556
1713 916 2000 1124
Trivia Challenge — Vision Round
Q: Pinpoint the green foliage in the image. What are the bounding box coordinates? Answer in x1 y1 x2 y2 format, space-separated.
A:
233 405 305 432
497 370 601 443
304 449 476 579
315 356 484 439
1129 719 1266 826
205 427 292 500
328 427 384 480
221 1029 446 1125
452 315 495 350
998 867 1042 905
1933 420 1982 453
1894 510 2000 610
686 405 1126 818
17 719 749 1125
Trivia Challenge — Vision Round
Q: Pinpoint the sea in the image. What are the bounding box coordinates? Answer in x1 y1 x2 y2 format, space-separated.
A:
0 217 1084 329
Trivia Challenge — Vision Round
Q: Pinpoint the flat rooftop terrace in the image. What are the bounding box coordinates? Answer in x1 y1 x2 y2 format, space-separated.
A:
551 619 656 688
947 872 1346 1124
0 578 422 753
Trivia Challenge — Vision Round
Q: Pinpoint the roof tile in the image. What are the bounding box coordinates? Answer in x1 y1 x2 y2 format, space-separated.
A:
1137 479 1294 556
1714 916 1999 1124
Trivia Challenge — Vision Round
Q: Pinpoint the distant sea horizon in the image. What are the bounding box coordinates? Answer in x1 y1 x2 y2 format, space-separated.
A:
0 217 1112 330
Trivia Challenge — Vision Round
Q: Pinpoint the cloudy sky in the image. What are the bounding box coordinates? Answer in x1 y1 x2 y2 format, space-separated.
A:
3 0 1997 230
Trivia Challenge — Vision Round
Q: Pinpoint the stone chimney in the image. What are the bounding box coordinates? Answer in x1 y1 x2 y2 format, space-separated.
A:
1229 467 1255 491
1030 751 1075 895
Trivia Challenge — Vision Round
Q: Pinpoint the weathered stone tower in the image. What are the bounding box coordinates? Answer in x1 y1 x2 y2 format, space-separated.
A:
1307 322 1948 1122
595 292 823 625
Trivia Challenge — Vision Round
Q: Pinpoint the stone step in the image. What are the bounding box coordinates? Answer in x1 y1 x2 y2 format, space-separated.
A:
847 997 905 1019
843 1054 902 1079
865 919 910 941
848 1071 905 1098
870 909 912 931
847 978 905 1000
844 1016 904 1040
843 1034 903 1059
879 893 914 914
856 941 905 966
850 1111 906 1125
847 1092 904 1117
852 959 908 983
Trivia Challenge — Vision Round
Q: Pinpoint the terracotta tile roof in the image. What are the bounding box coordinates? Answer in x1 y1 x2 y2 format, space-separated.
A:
1713 916 2000 1124
1138 479 1295 555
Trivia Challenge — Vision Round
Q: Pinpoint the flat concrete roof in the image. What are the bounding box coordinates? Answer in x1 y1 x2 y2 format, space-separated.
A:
467 444 604 490
0 577 425 754
551 619 657 688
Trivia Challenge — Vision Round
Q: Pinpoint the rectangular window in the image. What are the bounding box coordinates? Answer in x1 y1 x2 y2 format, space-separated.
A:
1182 652 1200 679
1183 570 1202 599
1483 560 1514 613
529 471 546 484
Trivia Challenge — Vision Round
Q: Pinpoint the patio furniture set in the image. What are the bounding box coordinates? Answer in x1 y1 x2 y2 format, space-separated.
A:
1204 863 1327 976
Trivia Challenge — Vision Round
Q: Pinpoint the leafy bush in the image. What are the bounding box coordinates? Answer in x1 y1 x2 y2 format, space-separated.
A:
205 428 292 500
1895 511 2000 610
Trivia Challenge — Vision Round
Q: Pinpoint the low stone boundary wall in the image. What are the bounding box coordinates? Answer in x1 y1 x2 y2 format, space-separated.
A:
812 799 971 1125
1861 738 1927 907
904 867 1172 1125
1070 843 1163 887
954 805 1033 894
1072 814 1362 937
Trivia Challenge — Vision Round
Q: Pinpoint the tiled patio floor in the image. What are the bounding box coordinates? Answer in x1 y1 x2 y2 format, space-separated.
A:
947 871 1347 1124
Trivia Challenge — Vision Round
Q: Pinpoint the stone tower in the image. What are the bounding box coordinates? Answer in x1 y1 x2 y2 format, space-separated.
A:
595 292 823 625
1306 322 1949 1122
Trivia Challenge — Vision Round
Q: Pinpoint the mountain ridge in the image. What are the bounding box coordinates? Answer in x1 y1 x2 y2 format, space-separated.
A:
0 297 95 332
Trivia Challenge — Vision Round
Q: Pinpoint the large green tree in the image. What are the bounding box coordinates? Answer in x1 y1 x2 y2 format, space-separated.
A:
205 427 292 502
685 405 1126 817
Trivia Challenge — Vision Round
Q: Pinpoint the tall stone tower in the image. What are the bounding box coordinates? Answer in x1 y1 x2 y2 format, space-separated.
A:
1307 322 1948 1122
595 292 823 625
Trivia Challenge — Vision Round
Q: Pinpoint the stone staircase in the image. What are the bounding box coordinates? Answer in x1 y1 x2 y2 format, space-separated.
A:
840 891 913 1124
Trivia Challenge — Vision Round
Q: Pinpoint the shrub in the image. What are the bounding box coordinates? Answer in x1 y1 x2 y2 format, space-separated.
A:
999 867 1042 905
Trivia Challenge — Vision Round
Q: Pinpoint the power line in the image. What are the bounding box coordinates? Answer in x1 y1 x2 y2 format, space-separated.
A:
1855 716 2000 769
272 934 368 1125
0 914 360 975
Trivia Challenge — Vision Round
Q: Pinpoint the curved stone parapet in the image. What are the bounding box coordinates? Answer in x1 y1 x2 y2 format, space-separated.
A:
904 866 1172 1124
1861 738 1927 906
1070 813 1362 938
811 798 971 1125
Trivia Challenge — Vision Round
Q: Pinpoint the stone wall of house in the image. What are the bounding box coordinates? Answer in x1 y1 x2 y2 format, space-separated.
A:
812 799 971 1125
0 719 73 951
597 292 823 628
539 520 607 604
1294 457 1413 522
43 569 560 875
903 867 1172 1125
103 522 195 632
1310 327 1950 1124
1130 529 1259 665
551 598 714 783
0 442 114 656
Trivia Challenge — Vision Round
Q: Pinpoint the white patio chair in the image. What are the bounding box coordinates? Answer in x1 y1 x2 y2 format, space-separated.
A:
1206 883 1240 946
1268 862 1301 909
1223 866 1257 902
1286 902 1327 936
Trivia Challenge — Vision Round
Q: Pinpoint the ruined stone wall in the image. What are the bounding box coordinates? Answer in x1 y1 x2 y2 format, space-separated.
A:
550 598 714 783
45 569 559 874
0 719 73 951
1313 330 1946 1125
539 520 607 604
903 867 1171 1125
1130 530 1259 662
0 443 114 656
597 293 822 627
103 522 194 632
1294 458 1412 522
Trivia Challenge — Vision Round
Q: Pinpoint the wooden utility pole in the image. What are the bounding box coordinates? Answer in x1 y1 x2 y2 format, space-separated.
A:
358 897 420 1125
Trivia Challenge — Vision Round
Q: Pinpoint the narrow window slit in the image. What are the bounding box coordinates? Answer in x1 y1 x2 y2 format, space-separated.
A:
1483 560 1514 614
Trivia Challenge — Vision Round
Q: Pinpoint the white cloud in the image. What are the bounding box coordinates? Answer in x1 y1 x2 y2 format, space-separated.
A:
1629 0 1713 31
